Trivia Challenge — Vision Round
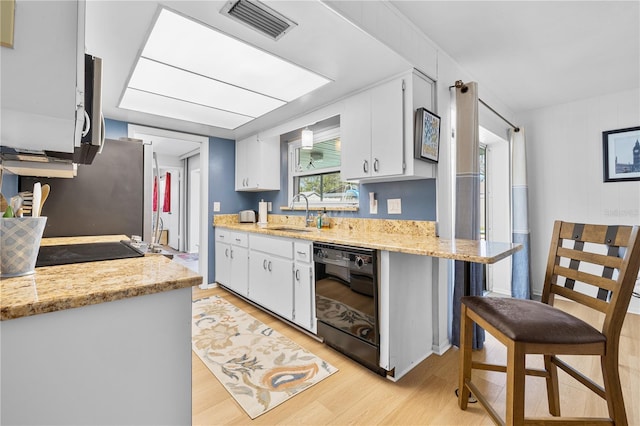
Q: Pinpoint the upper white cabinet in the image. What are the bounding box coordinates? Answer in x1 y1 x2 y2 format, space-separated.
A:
341 70 436 182
1 0 85 153
235 134 280 191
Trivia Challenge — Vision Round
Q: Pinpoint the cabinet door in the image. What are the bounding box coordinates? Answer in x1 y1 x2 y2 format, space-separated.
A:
235 135 280 191
340 90 372 181
214 242 231 286
249 253 293 320
235 136 253 190
228 246 249 297
293 263 315 332
371 78 404 177
1 0 84 153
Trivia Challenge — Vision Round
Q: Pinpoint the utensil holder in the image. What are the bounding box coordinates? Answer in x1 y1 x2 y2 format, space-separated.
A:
1 217 47 277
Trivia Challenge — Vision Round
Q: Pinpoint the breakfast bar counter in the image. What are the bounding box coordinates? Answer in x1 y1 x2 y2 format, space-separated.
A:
0 235 202 426
214 216 521 263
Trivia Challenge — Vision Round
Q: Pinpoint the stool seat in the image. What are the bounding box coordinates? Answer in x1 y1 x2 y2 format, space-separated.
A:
462 296 605 345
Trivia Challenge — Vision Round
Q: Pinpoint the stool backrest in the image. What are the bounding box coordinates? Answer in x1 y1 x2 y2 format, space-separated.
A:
542 221 640 341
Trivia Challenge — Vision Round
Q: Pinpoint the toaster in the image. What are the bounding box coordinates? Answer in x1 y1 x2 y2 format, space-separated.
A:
238 210 257 223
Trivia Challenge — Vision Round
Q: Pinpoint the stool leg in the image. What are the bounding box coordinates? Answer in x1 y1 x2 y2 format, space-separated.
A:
544 355 560 416
601 349 628 426
505 341 525 426
458 304 474 410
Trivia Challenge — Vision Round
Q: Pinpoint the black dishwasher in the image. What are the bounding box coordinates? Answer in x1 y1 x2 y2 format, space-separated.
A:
313 242 385 376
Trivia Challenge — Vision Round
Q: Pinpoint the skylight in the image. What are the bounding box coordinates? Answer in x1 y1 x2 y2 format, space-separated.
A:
119 8 331 129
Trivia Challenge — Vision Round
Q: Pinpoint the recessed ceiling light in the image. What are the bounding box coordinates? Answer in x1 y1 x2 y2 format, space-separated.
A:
119 8 331 130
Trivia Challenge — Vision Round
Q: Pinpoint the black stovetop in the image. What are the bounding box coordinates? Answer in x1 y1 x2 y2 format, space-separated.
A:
36 241 144 267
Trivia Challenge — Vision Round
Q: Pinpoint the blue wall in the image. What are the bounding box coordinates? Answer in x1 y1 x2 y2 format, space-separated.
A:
208 136 254 281
1 173 19 199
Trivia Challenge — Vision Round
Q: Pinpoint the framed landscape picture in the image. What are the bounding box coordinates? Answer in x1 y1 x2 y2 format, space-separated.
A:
414 107 441 163
602 126 640 182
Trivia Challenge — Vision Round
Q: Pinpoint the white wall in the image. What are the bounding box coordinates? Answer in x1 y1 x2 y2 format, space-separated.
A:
519 88 640 306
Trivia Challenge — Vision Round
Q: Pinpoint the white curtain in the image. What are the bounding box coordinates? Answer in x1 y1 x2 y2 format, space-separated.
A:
451 81 485 349
510 128 532 299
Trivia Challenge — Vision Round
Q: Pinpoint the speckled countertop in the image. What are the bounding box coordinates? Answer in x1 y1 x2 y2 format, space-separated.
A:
1 236 202 321
214 215 521 264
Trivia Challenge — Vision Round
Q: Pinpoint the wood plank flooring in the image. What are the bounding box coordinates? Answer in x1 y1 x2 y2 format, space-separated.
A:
192 286 640 425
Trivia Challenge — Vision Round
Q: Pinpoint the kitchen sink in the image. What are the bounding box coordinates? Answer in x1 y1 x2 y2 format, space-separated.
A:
268 226 313 233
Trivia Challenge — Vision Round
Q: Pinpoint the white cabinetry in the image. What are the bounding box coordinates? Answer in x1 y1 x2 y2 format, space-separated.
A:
214 229 249 297
249 235 293 321
378 251 433 380
1 0 85 153
235 134 280 191
214 230 317 333
341 79 403 180
293 241 315 332
341 70 436 182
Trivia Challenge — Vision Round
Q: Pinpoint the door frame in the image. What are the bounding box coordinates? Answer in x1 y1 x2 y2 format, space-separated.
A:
128 124 209 286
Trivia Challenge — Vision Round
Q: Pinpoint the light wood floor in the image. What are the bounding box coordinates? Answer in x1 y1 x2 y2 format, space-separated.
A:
192 286 640 425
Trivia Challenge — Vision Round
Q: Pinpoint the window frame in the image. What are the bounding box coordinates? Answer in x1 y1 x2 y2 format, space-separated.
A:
287 127 358 209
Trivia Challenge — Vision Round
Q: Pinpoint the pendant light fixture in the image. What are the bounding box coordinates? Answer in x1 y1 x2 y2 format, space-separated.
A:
301 126 313 150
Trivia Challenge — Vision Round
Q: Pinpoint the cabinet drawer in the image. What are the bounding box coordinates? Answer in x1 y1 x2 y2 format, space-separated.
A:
250 234 293 259
215 228 230 242
230 232 248 247
294 241 312 264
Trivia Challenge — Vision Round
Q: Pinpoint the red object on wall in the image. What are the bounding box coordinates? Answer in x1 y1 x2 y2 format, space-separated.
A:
153 176 158 212
163 172 171 212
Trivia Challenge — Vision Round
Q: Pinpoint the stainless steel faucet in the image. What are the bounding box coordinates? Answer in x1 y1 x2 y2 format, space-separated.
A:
290 193 312 227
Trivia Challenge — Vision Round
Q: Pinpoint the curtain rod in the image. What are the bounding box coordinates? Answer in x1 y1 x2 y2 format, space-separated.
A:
450 80 520 132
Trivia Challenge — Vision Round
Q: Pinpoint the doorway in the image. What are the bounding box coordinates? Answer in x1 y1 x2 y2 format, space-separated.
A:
479 126 512 295
128 125 209 284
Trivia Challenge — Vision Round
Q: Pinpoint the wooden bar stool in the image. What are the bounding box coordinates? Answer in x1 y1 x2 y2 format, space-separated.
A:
458 220 640 425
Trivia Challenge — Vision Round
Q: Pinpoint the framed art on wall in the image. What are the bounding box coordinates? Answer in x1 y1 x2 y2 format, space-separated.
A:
602 126 640 182
414 107 441 163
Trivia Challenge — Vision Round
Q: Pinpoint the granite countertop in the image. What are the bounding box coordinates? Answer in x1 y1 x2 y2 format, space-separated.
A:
1 236 202 321
214 216 522 264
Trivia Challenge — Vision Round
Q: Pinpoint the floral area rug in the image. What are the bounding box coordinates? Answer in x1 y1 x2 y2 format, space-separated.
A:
192 296 338 419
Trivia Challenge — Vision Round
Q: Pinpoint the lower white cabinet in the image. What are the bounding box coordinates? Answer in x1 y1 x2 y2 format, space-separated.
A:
214 230 316 333
214 229 249 297
249 252 293 321
293 241 315 332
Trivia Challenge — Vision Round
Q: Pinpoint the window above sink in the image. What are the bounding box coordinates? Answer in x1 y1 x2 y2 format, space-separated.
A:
287 116 359 210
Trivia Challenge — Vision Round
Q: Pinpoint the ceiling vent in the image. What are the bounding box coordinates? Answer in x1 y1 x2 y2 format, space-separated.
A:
221 0 297 40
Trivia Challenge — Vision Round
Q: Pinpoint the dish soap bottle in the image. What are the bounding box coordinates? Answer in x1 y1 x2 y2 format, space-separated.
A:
316 213 322 229
321 208 330 228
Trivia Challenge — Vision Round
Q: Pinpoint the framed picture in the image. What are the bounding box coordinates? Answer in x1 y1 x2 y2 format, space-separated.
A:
602 126 640 182
414 107 441 163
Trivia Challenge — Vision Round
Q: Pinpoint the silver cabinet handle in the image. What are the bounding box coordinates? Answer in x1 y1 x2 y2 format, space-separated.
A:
296 250 307 256
263 259 267 269
373 158 379 172
225 248 229 257
295 269 300 281
230 249 234 259
235 238 241 243
363 160 369 173
268 261 272 272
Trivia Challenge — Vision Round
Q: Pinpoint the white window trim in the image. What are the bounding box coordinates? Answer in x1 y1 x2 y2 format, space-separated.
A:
287 128 358 209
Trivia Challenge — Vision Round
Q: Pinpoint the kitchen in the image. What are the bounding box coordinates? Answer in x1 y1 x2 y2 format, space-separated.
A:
1 1 639 425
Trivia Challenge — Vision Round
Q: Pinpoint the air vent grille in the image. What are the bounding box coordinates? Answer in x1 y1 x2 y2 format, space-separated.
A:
222 0 297 40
